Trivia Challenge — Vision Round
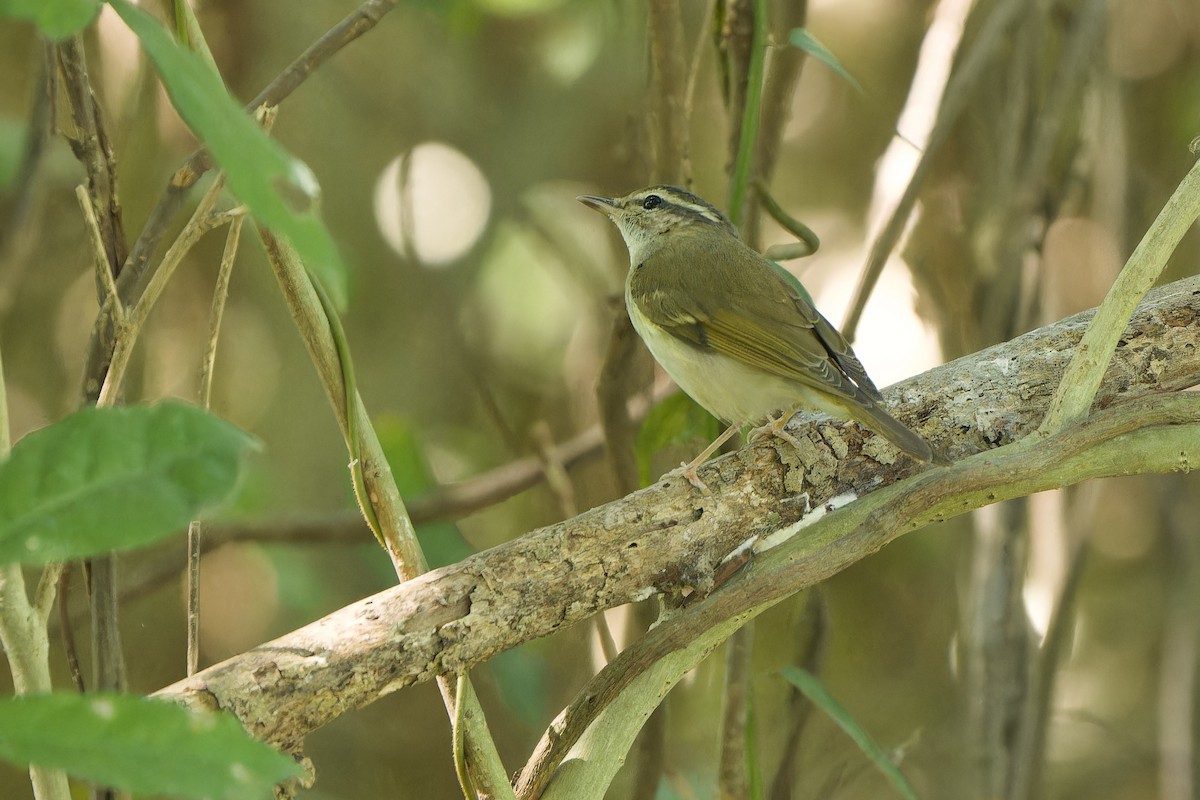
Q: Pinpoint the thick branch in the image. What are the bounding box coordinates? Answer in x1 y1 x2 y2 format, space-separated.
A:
156 276 1200 750
520 392 1200 799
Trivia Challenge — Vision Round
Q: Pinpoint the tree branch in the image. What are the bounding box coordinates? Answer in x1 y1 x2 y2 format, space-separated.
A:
155 275 1200 754
521 391 1200 799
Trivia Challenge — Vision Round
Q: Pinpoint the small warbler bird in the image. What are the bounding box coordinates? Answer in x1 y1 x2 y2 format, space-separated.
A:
579 185 946 486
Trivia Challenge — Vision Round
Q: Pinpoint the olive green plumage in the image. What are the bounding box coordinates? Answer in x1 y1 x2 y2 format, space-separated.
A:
579 185 943 466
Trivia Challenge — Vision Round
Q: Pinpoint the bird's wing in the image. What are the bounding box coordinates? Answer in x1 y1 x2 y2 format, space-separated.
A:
631 239 881 403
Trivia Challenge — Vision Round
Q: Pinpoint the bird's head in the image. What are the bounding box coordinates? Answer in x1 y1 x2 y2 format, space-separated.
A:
578 185 738 262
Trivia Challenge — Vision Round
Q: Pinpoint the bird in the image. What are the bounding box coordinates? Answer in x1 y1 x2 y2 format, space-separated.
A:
578 185 946 489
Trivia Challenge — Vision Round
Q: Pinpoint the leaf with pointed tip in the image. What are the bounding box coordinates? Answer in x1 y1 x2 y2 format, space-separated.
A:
788 28 864 94
780 667 918 800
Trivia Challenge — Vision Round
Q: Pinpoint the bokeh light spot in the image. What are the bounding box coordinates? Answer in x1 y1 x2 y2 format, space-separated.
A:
374 142 491 267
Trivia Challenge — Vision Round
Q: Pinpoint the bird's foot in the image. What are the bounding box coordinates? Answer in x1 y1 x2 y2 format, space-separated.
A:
661 456 712 494
749 412 804 451
665 422 743 495
677 460 712 495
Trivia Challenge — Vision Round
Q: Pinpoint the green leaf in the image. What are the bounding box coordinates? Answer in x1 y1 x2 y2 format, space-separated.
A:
106 0 348 306
0 402 257 565
0 693 301 799
0 0 100 39
788 28 864 94
780 667 919 800
635 393 722 486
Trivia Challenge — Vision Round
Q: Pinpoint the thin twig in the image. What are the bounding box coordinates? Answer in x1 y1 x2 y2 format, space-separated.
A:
82 0 406 404
58 32 133 724
743 0 808 246
597 311 648 495
648 0 688 183
531 421 579 519
75 186 124 320
726 0 768 227
680 0 717 184
842 0 1032 342
97 176 228 406
717 624 754 798
187 198 245 679
56 568 84 692
57 35 128 282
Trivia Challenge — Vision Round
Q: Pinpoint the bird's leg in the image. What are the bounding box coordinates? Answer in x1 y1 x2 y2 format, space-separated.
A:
749 409 805 451
675 422 741 494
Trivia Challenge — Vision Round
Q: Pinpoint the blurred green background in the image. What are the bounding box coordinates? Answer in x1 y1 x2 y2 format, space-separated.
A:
1 0 1199 797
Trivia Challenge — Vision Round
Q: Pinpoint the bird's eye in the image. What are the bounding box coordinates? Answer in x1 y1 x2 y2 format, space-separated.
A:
642 195 663 210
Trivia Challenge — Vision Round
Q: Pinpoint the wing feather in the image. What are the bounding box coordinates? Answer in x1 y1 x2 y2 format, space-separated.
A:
629 235 882 404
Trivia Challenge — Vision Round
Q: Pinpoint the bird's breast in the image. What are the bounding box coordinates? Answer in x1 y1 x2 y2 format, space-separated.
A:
625 284 810 424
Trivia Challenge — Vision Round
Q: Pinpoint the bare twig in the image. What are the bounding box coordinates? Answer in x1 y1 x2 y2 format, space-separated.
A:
58 33 133 733
187 196 245 678
56 568 84 692
717 624 754 798
680 0 717 184
57 36 128 283
82 0 406 406
743 0 808 247
98 176 229 406
75 187 124 321
842 0 1032 342
597 311 650 495
648 0 688 183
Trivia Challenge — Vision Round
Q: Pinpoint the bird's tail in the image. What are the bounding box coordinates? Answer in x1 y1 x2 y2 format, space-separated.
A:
853 399 950 466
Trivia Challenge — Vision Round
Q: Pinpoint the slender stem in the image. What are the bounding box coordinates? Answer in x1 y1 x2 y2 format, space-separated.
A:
257 229 514 796
98 176 228 406
648 0 688 182
452 674 476 799
717 624 754 798
75 186 123 319
187 204 244 677
727 0 767 227
842 0 1031 341
1039 154 1200 435
0 347 71 800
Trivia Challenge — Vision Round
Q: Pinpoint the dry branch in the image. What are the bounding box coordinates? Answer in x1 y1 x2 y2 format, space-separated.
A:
156 275 1200 751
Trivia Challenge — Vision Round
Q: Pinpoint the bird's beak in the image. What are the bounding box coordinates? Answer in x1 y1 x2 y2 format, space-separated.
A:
577 195 619 216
